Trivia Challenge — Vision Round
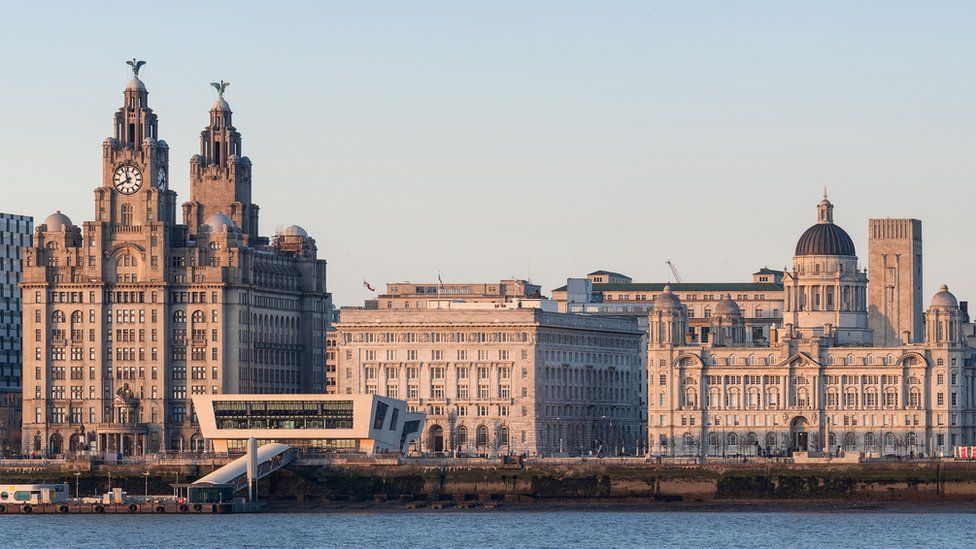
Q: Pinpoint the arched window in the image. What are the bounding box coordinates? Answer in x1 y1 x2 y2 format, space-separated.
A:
70 310 83 324
767 354 776 366
476 425 489 448
725 388 740 408
827 354 836 365
828 432 836 446
192 310 205 324
746 432 758 445
727 432 738 446
844 432 856 449
52 310 66 323
728 355 737 366
708 432 719 447
683 433 694 447
499 426 510 447
173 310 186 325
747 355 756 366
457 426 468 447
866 354 875 365
794 388 809 408
883 432 895 447
885 354 894 365
864 432 876 447
765 432 777 449
845 353 855 366
906 432 917 447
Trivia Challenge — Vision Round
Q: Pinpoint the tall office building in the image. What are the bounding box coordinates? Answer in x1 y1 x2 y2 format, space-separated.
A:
20 63 330 456
868 219 923 346
336 307 644 456
0 213 31 455
0 213 32 389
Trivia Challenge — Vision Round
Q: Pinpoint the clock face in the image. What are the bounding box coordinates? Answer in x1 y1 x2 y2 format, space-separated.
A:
157 167 167 190
113 165 143 195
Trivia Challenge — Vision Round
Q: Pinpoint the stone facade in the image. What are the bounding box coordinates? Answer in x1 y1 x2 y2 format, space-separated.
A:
649 195 974 458
19 64 331 456
868 218 924 346
376 279 543 310
335 308 644 456
552 271 785 345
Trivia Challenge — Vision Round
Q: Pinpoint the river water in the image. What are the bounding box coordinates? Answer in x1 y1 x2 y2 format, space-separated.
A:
1 509 974 548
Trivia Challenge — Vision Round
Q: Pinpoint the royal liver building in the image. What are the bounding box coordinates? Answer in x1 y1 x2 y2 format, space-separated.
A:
649 194 972 458
20 62 331 456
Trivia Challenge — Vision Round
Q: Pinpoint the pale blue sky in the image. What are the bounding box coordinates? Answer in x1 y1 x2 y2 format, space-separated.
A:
1 2 974 306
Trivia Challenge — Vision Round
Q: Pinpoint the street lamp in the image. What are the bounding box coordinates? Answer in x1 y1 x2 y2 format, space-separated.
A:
74 471 81 499
555 417 564 455
143 471 150 502
108 471 112 494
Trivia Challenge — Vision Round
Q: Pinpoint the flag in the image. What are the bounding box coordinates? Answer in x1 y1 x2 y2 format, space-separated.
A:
363 279 375 292
438 273 443 285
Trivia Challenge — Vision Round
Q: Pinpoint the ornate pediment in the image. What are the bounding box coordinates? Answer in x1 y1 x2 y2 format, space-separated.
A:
780 352 820 368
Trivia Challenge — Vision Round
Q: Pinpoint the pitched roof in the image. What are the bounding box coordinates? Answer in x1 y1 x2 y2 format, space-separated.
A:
753 267 784 275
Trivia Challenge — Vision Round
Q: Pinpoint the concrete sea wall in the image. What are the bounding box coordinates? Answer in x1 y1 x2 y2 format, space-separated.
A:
5 462 976 506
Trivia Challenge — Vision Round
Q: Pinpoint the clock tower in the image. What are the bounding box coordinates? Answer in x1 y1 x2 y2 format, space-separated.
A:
96 60 177 230
182 81 260 243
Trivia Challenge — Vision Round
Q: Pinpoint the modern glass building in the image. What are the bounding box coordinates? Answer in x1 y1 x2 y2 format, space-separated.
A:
193 394 425 454
0 213 31 389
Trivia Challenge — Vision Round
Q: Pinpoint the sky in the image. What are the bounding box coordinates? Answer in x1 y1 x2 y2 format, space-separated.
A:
0 1 974 307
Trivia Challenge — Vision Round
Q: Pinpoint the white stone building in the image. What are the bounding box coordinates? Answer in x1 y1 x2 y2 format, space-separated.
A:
649 194 974 458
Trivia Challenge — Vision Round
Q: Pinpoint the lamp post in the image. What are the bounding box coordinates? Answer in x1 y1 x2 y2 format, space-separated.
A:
143 471 150 501
74 471 81 499
555 417 563 455
108 471 112 493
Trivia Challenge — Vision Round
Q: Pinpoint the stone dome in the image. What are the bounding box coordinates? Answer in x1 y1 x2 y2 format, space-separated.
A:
281 225 308 238
653 285 682 311
126 77 146 91
794 194 856 257
203 212 236 232
795 223 856 256
930 284 958 309
43 211 73 232
212 97 230 111
714 293 741 316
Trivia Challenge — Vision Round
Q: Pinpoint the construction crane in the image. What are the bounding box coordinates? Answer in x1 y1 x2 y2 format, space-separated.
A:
665 260 682 283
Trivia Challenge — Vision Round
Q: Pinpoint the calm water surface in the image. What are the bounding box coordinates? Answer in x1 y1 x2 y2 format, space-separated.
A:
2 510 975 548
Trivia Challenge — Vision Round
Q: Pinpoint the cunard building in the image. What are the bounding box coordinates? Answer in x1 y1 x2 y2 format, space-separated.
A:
649 194 975 458
20 62 331 456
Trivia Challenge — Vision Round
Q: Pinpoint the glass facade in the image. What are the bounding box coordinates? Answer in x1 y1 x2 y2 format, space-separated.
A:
0 213 31 389
225 438 359 453
212 400 355 430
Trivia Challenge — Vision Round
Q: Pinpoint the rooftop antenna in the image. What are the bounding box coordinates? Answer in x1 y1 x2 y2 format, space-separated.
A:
666 260 682 283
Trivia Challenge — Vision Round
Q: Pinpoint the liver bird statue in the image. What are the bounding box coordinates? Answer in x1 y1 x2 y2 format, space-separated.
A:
126 58 146 77
211 80 230 98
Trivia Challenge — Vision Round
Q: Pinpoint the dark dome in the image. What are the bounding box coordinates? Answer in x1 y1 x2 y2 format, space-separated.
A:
795 222 856 256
